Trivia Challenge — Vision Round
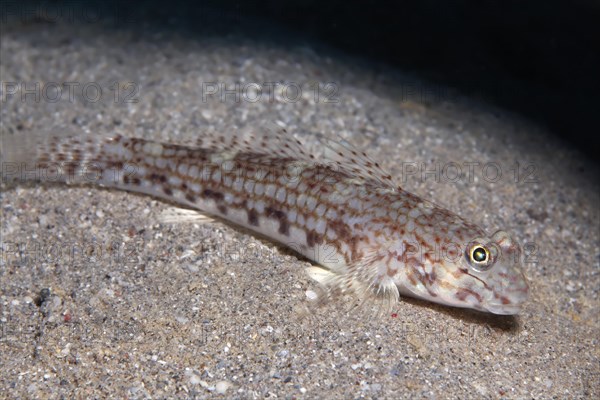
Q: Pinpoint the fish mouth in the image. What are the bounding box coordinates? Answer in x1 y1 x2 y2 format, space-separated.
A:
485 303 523 315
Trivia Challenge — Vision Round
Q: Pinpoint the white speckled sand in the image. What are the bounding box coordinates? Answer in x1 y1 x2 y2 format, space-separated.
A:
1 22 598 398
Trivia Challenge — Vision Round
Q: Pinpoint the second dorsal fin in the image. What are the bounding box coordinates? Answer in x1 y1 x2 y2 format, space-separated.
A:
320 135 397 189
175 121 398 190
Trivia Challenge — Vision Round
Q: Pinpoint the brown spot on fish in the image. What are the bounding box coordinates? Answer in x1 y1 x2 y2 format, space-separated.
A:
149 173 167 184
111 161 124 170
72 149 82 162
455 288 482 303
306 230 323 247
265 206 289 235
247 209 259 226
327 219 352 243
203 188 224 202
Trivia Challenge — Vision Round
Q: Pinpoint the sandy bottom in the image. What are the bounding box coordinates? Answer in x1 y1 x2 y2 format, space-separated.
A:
1 22 598 398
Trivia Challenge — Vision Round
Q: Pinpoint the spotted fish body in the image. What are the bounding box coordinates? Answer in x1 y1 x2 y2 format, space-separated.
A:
1 127 529 314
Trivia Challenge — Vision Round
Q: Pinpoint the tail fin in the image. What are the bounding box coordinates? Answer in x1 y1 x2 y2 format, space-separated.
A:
2 131 52 183
1 130 42 165
1 131 118 185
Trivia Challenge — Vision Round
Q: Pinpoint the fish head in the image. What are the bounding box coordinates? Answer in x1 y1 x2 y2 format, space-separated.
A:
399 229 529 315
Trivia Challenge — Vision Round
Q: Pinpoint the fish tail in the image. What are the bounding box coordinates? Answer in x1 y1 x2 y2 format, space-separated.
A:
1 131 121 185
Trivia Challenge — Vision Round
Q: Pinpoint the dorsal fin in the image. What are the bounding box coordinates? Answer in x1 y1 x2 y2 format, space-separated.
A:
177 122 311 161
175 121 398 190
320 135 398 189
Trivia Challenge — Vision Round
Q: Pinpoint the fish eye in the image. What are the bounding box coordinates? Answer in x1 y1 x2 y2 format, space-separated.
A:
466 243 494 271
472 246 488 262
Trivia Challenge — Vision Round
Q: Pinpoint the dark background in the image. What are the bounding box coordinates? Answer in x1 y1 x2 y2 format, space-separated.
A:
2 0 599 162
